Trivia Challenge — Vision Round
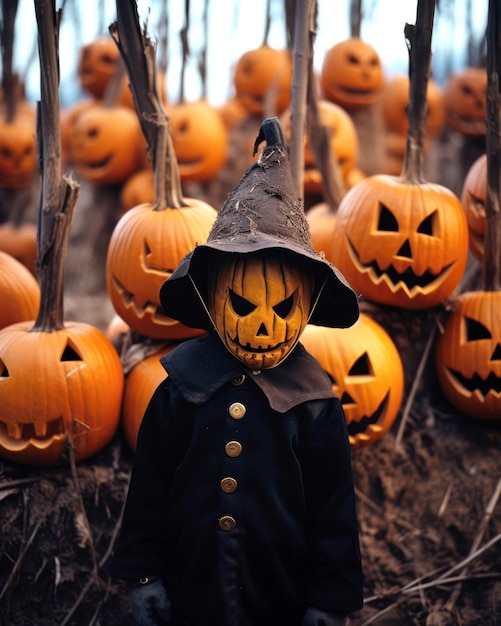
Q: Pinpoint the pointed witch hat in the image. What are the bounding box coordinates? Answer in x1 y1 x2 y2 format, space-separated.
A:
160 117 359 330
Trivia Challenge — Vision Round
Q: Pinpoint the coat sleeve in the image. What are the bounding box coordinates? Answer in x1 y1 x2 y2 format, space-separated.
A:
299 397 363 614
106 378 195 581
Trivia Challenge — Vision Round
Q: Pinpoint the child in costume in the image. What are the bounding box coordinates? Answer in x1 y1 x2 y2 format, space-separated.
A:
108 118 363 626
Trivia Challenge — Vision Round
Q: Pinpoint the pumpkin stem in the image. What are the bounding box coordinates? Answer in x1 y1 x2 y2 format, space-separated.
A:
32 0 80 333
483 0 501 292
110 3 187 210
399 0 435 185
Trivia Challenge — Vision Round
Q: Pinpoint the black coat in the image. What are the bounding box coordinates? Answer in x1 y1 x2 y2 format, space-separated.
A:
108 332 363 626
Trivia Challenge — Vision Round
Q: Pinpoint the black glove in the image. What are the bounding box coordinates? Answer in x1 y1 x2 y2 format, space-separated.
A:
129 576 172 626
302 607 348 626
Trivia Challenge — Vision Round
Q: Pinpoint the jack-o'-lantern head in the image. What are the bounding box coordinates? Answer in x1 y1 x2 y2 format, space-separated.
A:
444 67 487 137
160 118 359 363
77 37 121 99
208 251 314 368
461 153 486 260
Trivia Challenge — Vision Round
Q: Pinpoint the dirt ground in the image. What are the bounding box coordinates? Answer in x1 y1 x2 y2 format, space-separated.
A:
0 117 500 626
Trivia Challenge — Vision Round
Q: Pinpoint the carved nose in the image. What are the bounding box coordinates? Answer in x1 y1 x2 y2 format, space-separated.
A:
396 239 412 259
257 323 268 336
491 343 501 361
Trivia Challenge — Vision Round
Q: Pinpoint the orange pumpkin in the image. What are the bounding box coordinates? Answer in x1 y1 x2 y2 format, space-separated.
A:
233 45 293 116
122 345 174 450
77 37 121 99
167 100 228 183
460 153 486 260
105 314 130 341
280 99 359 194
320 38 385 110
444 67 487 137
106 199 217 339
301 313 404 449
0 251 40 329
217 96 250 129
0 113 37 189
0 222 38 274
435 290 501 420
70 104 144 185
0 321 124 465
306 202 338 263
120 168 155 212
330 174 469 309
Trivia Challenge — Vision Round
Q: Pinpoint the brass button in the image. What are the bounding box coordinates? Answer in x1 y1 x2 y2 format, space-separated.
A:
228 402 246 419
218 515 236 531
225 441 243 457
231 374 245 386
220 477 238 493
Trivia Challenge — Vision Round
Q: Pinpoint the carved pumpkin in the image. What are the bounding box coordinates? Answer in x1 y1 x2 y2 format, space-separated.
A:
382 75 445 137
0 222 38 274
0 114 37 189
70 104 144 185
330 175 469 309
301 313 404 448
233 45 293 116
0 321 124 465
166 100 228 183
77 37 121 99
444 67 487 137
306 202 338 263
0 251 40 329
320 38 384 110
435 290 501 420
106 199 217 339
120 168 155 212
280 99 359 194
460 153 486 260
122 345 173 450
208 251 314 369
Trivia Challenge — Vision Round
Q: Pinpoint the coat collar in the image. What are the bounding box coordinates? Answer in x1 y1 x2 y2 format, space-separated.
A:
161 332 335 413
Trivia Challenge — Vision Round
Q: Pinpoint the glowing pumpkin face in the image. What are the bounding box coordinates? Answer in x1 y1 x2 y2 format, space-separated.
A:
106 200 217 339
301 314 404 449
460 153 486 260
320 38 384 109
0 118 37 188
444 67 487 137
77 37 121 99
435 291 501 420
208 252 314 369
0 321 124 466
330 175 469 309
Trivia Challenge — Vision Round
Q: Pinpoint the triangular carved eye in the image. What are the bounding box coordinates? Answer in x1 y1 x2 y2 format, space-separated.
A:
417 210 437 236
0 358 9 377
273 290 296 319
377 204 399 232
60 342 83 361
465 316 492 341
228 289 256 317
348 352 373 376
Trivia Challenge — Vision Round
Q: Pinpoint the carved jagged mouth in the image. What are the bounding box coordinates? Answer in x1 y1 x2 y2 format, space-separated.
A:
346 236 455 294
0 416 65 448
227 332 294 355
446 368 501 399
345 390 390 437
111 275 177 325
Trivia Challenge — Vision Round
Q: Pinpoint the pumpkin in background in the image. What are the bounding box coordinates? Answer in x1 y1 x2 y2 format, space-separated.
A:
122 344 174 450
208 251 314 370
444 67 487 138
120 168 155 212
105 314 130 341
306 202 338 264
233 45 293 117
460 153 486 261
301 314 404 449
167 100 228 184
0 321 124 466
106 199 217 339
70 104 144 185
77 37 121 99
280 99 359 194
0 113 37 189
0 251 40 329
217 96 250 129
381 75 445 138
118 68 167 110
0 222 38 274
435 290 501 420
330 175 469 309
320 38 384 110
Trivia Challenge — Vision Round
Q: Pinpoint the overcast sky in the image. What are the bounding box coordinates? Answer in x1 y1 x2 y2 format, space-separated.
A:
15 0 488 107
